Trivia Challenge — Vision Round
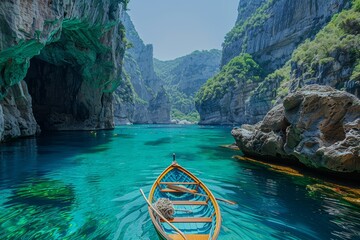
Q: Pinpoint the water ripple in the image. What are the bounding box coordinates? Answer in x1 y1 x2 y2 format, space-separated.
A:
0 125 359 239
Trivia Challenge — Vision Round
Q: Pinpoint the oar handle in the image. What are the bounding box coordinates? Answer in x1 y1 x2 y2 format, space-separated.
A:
139 189 188 240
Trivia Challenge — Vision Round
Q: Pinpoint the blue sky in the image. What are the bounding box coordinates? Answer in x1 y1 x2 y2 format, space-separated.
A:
127 0 239 60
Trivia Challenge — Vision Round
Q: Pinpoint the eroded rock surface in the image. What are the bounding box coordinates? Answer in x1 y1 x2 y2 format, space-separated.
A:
222 0 350 70
0 81 39 141
0 0 127 140
113 13 170 124
232 85 360 173
198 0 353 125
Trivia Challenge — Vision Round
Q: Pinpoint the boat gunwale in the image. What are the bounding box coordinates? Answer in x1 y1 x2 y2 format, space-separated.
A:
148 162 222 240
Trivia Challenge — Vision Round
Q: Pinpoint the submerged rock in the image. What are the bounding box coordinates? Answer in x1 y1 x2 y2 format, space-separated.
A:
232 85 360 173
9 178 75 206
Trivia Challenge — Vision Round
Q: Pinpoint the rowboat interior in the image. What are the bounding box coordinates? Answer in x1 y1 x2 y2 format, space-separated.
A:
148 163 221 240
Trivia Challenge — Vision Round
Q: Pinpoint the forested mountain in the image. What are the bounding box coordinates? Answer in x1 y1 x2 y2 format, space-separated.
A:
154 50 221 122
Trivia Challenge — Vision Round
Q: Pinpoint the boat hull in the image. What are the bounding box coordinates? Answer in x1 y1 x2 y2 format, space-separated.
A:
147 162 221 240
155 229 167 240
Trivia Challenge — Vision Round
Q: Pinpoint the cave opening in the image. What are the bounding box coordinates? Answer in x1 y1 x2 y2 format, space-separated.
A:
21 19 118 132
24 56 85 130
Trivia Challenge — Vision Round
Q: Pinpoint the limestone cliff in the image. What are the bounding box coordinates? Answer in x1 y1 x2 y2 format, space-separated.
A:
154 49 221 121
155 50 221 97
197 0 354 125
232 85 360 174
196 54 263 125
246 1 360 124
113 13 170 124
222 0 350 71
0 0 128 141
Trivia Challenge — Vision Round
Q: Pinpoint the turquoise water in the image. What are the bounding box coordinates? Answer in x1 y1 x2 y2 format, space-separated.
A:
0 125 359 239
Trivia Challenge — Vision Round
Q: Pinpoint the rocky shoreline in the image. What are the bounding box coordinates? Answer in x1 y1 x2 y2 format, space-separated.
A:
231 85 360 174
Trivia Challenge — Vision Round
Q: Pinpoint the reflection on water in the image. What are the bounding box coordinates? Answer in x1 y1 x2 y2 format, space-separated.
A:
0 125 359 239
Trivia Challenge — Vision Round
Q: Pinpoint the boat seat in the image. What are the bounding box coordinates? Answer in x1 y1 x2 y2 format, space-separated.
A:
161 217 212 223
160 188 197 193
172 200 207 205
160 182 198 185
168 234 209 240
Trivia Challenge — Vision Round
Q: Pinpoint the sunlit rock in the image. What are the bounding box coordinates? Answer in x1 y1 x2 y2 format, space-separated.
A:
232 85 360 173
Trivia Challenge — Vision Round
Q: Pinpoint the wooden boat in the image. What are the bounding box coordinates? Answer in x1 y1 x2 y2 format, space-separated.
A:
144 157 222 240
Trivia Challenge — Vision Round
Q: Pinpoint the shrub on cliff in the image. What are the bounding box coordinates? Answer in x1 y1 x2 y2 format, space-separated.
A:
195 54 262 105
223 0 276 48
292 0 360 87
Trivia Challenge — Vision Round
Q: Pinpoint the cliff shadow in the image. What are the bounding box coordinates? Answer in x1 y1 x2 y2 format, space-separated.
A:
24 57 84 130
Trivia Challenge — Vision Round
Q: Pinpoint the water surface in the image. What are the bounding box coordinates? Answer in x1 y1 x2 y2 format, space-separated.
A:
0 125 359 239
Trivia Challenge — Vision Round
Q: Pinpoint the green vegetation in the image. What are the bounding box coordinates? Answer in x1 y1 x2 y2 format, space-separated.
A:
224 0 277 47
195 54 262 105
171 109 199 123
248 0 360 108
0 40 44 98
154 50 221 86
165 88 194 113
356 0 360 10
121 0 130 10
154 49 221 121
292 0 360 87
114 69 134 104
0 15 128 100
351 61 360 81
269 63 291 100
250 62 291 107
12 178 75 206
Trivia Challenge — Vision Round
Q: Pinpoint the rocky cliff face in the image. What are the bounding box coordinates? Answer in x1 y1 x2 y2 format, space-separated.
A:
245 1 360 124
0 0 128 141
222 0 351 71
196 54 263 125
154 50 221 121
0 81 39 141
197 0 356 125
111 69 134 125
232 85 360 173
113 13 170 124
155 50 221 97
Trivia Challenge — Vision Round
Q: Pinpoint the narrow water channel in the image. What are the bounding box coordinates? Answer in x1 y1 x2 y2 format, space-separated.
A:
0 125 359 239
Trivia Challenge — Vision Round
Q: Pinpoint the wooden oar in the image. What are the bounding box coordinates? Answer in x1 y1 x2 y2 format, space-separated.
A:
139 189 188 240
167 184 237 205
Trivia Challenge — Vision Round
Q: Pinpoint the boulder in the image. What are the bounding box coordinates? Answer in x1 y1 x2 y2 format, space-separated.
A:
232 85 360 173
